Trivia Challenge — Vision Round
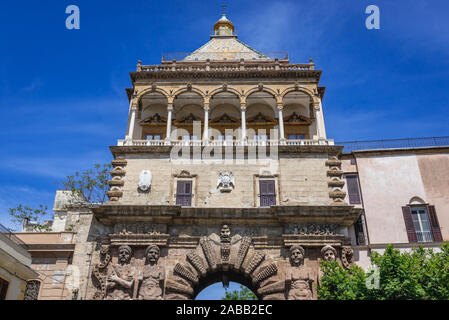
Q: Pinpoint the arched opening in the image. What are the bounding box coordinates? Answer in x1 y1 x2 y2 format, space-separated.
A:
282 91 315 139
246 91 277 140
193 271 260 300
138 92 168 140
173 91 204 140
209 91 241 141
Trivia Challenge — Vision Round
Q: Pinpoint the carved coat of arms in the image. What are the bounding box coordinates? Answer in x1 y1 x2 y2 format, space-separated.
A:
217 171 235 193
138 170 152 192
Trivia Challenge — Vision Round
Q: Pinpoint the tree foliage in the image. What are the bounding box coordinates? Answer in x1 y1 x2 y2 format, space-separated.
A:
222 285 257 300
9 204 52 232
58 163 111 203
10 163 111 232
318 243 449 300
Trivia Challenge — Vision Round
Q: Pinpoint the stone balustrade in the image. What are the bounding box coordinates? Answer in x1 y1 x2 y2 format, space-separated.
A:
117 139 334 147
138 61 315 73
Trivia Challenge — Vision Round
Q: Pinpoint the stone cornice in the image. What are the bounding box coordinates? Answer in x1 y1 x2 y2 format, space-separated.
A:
109 144 343 156
130 69 322 83
92 204 361 226
344 146 449 157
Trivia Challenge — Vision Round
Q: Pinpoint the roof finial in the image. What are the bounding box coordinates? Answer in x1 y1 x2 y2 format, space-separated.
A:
222 5 226 17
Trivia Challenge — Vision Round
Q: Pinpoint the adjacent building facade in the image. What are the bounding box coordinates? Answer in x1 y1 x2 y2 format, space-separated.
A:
0 224 38 300
13 14 448 300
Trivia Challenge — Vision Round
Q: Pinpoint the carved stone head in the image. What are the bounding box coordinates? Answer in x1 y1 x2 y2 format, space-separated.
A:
321 245 337 262
145 245 160 265
290 245 305 267
220 225 231 243
118 245 132 264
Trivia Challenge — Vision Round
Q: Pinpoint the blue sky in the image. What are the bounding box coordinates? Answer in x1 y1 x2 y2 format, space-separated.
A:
1 0 448 298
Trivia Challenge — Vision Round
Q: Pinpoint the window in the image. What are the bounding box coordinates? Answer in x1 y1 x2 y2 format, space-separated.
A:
181 135 198 141
217 135 234 141
354 215 366 245
176 180 192 206
259 180 276 206
253 134 270 141
0 277 9 300
402 205 442 243
145 134 162 140
345 175 361 204
411 207 434 242
287 134 305 140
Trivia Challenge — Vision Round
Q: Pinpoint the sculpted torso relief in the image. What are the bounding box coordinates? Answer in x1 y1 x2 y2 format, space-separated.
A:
106 245 136 300
98 245 165 300
286 246 314 300
138 245 165 300
91 227 352 300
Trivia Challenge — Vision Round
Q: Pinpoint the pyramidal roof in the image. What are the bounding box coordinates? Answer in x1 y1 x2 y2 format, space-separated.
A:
183 37 270 62
183 13 270 62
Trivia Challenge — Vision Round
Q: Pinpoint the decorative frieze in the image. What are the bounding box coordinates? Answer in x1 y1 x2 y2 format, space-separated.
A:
257 280 285 296
290 223 338 236
234 236 251 271
186 251 207 277
165 279 193 297
113 223 165 235
174 263 199 285
243 252 265 276
252 263 278 286
200 237 218 271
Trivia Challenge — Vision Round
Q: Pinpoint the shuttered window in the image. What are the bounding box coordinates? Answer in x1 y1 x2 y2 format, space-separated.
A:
355 216 366 245
345 175 361 204
259 180 276 207
0 277 9 300
176 180 192 206
427 205 443 242
402 205 442 243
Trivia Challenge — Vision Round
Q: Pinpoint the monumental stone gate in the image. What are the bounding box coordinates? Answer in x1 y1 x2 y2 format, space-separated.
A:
64 12 362 300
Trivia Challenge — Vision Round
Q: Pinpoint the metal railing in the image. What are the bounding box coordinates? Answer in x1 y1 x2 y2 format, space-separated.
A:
416 231 434 243
0 223 29 249
337 136 449 153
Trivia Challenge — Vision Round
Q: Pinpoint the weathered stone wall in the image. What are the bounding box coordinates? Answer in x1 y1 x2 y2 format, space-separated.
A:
116 153 333 207
83 224 354 300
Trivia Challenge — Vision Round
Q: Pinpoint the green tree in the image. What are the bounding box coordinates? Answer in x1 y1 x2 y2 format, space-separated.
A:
318 243 449 300
10 163 111 232
58 163 111 203
222 285 257 300
318 261 368 300
9 204 52 232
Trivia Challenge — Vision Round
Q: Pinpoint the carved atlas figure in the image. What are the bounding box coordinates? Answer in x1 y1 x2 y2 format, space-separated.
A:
285 245 314 300
137 245 165 300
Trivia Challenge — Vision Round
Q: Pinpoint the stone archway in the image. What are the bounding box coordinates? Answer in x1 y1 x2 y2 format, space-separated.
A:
164 226 285 300
88 221 355 301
